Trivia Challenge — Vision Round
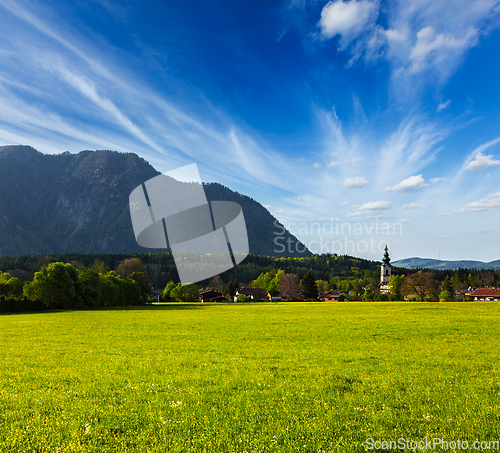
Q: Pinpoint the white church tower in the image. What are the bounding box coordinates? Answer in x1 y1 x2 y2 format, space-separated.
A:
380 244 392 294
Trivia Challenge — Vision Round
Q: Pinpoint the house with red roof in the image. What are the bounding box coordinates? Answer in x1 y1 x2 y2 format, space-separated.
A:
470 288 500 301
318 290 348 301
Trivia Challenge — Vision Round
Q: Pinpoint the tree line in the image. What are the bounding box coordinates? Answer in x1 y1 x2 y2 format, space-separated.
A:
1 252 499 310
0 252 379 290
0 258 150 312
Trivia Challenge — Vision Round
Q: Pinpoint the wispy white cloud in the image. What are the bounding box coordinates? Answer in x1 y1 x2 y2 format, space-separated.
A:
404 202 423 209
430 177 445 183
344 176 368 188
437 100 451 111
319 107 363 167
376 115 447 185
55 66 162 153
328 157 363 167
458 191 500 212
354 200 393 211
384 174 428 192
0 0 309 196
348 199 392 218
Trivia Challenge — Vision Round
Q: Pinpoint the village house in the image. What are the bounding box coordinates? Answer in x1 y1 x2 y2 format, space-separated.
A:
318 290 331 301
151 288 162 303
266 290 282 302
199 288 225 302
325 293 348 302
318 290 347 302
235 288 267 302
469 288 500 301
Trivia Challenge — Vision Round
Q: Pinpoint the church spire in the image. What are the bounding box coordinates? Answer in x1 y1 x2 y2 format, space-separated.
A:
382 244 391 265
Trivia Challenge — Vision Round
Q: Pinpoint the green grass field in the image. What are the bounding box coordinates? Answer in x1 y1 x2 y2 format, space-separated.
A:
1 302 499 452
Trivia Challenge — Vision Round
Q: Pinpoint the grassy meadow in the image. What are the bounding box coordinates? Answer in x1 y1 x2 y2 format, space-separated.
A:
0 302 499 452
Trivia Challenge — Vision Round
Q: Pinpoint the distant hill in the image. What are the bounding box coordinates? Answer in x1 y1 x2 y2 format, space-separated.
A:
0 145 309 257
393 257 500 270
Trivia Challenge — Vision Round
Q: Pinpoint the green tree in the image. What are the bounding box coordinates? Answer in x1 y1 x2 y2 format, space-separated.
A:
169 283 185 302
78 269 103 307
128 271 151 303
170 283 199 302
439 290 452 302
253 271 275 291
91 260 108 274
0 274 24 299
99 271 123 306
388 275 404 301
99 271 143 306
162 281 177 301
23 262 82 309
0 272 12 284
300 271 318 300
315 279 328 293
441 276 454 298
269 270 285 291
226 281 235 299
353 280 364 296
362 287 374 301
184 284 200 301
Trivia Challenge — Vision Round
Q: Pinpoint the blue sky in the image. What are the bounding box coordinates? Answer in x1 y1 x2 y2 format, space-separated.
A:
0 0 499 261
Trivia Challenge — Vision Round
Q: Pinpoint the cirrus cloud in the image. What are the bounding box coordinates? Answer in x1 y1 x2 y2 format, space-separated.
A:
437 100 451 111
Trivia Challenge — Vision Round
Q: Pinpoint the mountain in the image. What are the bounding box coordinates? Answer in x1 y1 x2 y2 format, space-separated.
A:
0 145 309 257
393 257 500 270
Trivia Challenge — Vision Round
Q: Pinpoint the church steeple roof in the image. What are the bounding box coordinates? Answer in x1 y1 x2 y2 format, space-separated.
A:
382 244 391 265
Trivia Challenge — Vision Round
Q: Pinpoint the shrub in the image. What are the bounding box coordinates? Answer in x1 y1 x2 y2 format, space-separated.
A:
0 296 45 313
